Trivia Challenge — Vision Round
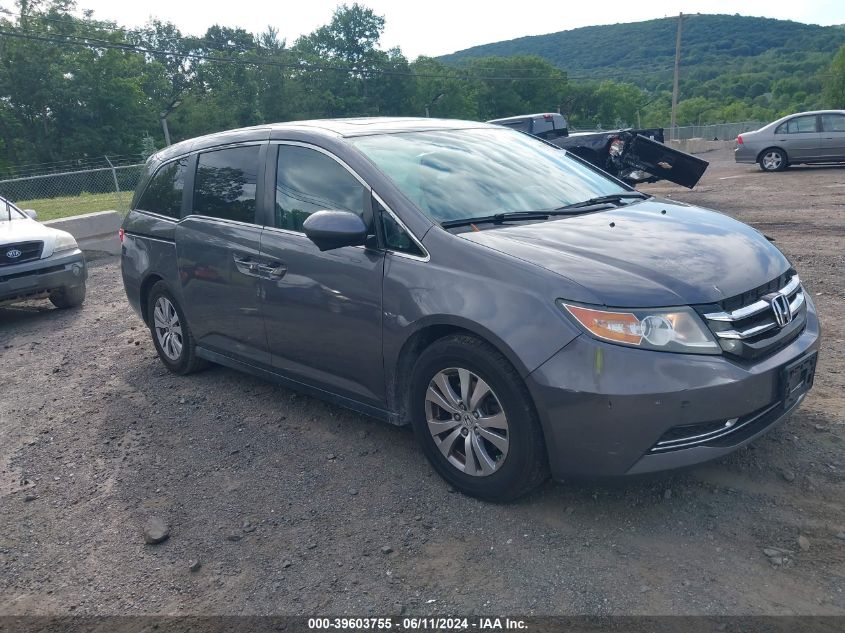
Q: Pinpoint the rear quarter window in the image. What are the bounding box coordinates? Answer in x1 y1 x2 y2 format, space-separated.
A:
136 158 187 218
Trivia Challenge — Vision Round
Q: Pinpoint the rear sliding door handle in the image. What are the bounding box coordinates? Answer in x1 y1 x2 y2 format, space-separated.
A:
233 253 286 279
255 262 287 279
233 254 259 275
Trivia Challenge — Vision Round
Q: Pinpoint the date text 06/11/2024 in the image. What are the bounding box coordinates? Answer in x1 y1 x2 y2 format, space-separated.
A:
307 617 528 630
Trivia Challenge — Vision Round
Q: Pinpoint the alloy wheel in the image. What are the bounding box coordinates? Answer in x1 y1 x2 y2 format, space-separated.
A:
153 296 183 361
425 367 509 476
762 151 783 170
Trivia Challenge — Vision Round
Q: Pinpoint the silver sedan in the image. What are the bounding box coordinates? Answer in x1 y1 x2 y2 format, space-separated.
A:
734 109 845 172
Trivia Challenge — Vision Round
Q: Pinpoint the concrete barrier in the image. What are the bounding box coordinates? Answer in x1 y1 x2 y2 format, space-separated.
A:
44 210 123 256
666 139 735 154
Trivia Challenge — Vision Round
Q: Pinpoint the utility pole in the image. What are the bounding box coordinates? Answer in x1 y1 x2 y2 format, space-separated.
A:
159 114 172 147
670 12 683 141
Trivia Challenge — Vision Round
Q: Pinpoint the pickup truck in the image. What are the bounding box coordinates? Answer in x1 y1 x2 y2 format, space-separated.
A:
488 113 708 188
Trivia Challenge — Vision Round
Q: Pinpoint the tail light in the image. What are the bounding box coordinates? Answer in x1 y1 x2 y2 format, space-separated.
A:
118 228 125 243
736 134 744 145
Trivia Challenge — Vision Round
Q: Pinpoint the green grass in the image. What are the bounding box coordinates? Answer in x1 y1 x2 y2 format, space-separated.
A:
15 191 129 221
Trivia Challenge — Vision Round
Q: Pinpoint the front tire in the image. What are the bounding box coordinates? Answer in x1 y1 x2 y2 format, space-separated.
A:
410 334 549 501
49 283 86 308
759 148 788 172
147 281 208 375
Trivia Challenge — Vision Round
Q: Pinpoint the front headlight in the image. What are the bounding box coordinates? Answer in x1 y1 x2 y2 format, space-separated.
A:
53 230 78 253
558 301 720 354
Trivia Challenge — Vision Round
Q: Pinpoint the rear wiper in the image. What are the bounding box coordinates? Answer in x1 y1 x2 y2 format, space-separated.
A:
559 192 650 210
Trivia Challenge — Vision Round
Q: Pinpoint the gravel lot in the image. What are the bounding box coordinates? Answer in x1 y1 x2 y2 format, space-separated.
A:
1 149 843 616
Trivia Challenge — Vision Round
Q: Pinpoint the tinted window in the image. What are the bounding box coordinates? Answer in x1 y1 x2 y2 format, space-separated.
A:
275 146 365 232
137 159 186 218
821 114 845 132
350 128 626 224
777 116 817 134
194 146 260 223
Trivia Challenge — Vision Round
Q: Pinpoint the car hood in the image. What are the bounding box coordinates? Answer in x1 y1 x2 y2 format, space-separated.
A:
458 199 791 307
0 218 63 257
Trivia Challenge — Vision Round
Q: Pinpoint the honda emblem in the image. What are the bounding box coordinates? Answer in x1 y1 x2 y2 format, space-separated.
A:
770 294 792 327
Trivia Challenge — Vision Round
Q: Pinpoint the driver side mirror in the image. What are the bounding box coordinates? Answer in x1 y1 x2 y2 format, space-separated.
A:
24 209 37 220
302 210 368 252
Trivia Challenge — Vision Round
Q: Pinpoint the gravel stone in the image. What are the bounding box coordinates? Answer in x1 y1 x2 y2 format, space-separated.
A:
143 517 170 545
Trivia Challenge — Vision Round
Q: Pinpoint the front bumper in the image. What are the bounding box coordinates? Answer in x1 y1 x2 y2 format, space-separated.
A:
0 249 86 304
527 301 820 479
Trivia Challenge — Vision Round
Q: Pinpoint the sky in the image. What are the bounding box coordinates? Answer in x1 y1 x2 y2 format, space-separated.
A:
25 0 845 59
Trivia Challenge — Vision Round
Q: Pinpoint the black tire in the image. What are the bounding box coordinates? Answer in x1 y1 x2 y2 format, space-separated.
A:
758 147 788 172
409 334 549 502
146 281 208 375
49 283 86 308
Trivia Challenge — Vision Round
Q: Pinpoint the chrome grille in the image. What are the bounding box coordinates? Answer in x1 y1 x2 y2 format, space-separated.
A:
699 274 806 359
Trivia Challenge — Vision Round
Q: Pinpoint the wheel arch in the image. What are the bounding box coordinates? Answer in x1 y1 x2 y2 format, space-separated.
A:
138 273 165 326
387 317 529 425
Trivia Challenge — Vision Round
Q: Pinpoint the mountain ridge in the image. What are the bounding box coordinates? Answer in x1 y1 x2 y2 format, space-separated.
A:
438 14 845 90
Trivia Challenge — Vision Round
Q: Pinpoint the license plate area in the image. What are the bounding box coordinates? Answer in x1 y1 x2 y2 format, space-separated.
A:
781 352 817 409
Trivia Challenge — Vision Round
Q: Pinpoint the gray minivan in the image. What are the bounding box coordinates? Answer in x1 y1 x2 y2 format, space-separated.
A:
121 118 819 500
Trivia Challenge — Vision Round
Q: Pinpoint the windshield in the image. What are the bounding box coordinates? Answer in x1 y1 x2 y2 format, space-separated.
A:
1 198 24 221
350 127 629 224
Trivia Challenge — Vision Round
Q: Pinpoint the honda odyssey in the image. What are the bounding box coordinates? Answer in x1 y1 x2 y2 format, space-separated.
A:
120 118 819 501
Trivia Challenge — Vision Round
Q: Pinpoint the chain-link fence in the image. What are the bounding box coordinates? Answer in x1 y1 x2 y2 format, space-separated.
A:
669 121 766 141
0 157 145 222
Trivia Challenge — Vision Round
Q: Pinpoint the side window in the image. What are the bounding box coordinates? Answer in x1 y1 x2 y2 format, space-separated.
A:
275 145 366 232
137 158 187 218
821 114 845 132
380 210 425 257
784 116 817 134
193 146 260 223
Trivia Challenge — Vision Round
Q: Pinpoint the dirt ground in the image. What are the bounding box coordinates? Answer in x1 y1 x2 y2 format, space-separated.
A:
1 148 843 617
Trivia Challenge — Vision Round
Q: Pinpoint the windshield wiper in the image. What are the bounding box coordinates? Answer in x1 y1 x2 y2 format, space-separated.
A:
441 194 650 229
558 192 650 210
441 211 552 229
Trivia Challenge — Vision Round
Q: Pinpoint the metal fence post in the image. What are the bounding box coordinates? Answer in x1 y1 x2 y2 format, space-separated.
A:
103 155 124 211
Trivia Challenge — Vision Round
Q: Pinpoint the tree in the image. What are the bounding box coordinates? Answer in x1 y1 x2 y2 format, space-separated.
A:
823 45 845 109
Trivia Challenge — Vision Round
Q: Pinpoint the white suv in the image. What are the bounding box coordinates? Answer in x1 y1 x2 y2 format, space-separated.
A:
0 197 86 308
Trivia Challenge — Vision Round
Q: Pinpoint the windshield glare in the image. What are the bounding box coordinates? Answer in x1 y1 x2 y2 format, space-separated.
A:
350 127 629 223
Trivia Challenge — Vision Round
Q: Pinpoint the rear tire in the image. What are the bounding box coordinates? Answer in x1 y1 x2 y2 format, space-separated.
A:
759 148 788 172
147 281 208 375
410 334 549 502
49 283 86 308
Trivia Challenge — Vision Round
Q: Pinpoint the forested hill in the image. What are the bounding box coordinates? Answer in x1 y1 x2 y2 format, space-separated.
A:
440 14 845 91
